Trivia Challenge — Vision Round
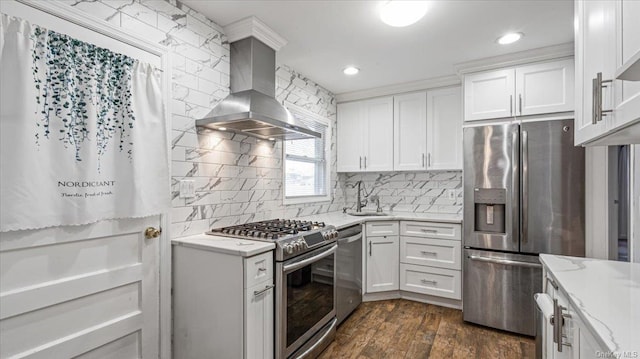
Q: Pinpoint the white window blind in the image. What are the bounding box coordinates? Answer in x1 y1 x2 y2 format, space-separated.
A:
284 111 328 199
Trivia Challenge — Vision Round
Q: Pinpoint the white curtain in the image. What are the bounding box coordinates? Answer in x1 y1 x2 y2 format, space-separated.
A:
0 14 169 232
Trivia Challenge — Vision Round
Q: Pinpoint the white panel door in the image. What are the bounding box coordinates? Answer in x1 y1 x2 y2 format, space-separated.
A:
574 0 617 145
0 1 167 358
0 217 161 359
366 235 399 293
464 69 515 121
515 59 575 116
426 87 462 170
337 101 364 172
363 97 394 171
393 92 427 171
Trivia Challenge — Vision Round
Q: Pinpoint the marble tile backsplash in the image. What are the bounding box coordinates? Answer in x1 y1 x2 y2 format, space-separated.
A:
339 171 463 214
55 0 460 238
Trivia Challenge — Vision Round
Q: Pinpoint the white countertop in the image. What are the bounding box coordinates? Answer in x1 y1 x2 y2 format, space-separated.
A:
539 254 640 354
172 212 460 257
172 234 275 257
295 211 462 229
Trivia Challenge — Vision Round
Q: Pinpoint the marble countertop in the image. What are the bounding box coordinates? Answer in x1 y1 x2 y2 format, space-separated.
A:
171 234 275 257
295 211 462 229
171 212 460 257
539 254 640 354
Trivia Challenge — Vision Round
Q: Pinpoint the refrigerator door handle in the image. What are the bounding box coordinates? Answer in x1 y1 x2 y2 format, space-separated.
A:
512 129 520 247
467 255 542 268
522 130 529 245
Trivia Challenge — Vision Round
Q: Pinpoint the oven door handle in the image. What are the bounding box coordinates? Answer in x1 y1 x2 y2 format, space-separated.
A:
283 244 337 274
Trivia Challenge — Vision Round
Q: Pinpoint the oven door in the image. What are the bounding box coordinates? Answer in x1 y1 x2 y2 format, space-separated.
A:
276 244 337 359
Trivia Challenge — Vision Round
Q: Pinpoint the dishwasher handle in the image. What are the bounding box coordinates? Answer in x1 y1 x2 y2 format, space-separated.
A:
337 232 362 245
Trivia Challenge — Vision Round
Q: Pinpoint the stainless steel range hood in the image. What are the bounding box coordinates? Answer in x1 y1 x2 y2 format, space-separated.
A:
196 37 320 140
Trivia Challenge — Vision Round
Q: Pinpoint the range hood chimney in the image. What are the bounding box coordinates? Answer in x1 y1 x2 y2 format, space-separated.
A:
196 17 320 140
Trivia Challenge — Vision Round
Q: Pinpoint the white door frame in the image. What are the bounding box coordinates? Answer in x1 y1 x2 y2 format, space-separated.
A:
10 1 173 357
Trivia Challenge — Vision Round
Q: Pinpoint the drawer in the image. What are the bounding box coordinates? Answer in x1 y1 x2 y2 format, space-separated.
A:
400 237 461 270
400 263 461 300
366 221 399 236
244 251 273 288
400 221 461 240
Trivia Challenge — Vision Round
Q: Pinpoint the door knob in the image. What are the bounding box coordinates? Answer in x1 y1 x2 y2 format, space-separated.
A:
144 227 162 239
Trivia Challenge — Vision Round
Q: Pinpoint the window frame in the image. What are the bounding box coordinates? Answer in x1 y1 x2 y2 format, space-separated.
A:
282 102 332 205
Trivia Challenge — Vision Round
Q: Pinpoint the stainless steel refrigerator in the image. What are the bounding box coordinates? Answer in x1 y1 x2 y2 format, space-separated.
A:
462 119 585 336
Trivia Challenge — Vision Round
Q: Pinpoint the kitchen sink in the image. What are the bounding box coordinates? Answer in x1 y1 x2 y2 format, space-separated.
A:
347 211 388 216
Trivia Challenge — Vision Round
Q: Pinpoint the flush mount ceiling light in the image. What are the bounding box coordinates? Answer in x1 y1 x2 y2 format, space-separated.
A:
343 66 360 75
497 32 523 45
217 127 227 131
379 1 429 27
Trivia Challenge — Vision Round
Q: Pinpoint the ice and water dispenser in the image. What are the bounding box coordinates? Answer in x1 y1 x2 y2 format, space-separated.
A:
473 188 506 234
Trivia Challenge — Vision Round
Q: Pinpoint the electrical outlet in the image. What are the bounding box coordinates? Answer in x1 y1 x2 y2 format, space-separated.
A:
447 189 456 200
179 180 196 198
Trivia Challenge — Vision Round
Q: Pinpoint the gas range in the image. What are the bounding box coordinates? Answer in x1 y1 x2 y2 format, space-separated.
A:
206 219 338 261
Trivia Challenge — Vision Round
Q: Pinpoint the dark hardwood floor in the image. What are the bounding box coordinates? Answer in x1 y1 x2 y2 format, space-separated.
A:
318 299 535 359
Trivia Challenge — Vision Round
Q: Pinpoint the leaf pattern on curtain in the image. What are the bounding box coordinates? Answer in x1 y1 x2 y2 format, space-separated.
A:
30 25 137 168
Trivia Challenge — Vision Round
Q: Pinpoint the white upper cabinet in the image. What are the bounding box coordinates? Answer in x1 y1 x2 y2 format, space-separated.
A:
363 97 394 172
337 101 364 172
427 87 463 170
574 0 617 145
464 68 515 121
516 59 575 116
337 97 394 172
464 59 575 122
394 92 427 171
575 0 640 145
338 87 463 172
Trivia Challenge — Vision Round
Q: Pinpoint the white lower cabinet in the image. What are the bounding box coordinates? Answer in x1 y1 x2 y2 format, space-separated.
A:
541 271 607 359
366 235 399 293
400 236 461 270
400 263 461 300
364 220 463 305
245 282 274 359
173 246 274 359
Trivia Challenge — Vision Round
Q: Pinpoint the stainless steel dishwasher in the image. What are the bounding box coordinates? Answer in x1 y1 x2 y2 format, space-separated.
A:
336 224 362 325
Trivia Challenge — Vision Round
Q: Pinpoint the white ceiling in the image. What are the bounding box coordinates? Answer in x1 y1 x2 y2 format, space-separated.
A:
181 0 574 95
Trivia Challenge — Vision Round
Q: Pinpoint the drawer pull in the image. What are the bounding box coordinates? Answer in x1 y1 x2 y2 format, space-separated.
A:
420 229 437 232
421 279 437 285
420 250 437 256
258 267 267 272
254 284 274 297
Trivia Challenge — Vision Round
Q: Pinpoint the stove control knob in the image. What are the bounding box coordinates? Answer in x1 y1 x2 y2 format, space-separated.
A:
285 244 294 254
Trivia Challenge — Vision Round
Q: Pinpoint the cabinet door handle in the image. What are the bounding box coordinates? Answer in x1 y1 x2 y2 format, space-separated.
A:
359 156 362 169
420 250 437 255
253 284 274 297
510 95 513 116
422 153 425 167
428 153 431 167
592 77 598 125
519 94 522 115
364 156 367 169
369 241 372 256
594 72 613 124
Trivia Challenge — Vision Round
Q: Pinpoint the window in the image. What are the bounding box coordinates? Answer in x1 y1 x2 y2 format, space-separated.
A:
284 105 331 204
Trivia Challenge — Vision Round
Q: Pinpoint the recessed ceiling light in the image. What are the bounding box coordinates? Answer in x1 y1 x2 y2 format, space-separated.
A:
343 66 360 75
380 1 429 27
218 127 227 131
268 137 275 141
497 32 523 45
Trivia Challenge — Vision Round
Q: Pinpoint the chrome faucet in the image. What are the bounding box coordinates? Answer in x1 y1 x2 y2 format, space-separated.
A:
355 181 366 212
